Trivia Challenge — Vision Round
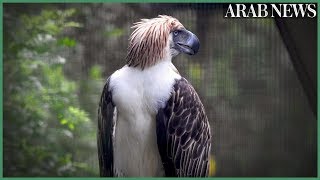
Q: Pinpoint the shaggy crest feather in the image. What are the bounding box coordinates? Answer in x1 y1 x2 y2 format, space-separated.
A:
126 15 184 70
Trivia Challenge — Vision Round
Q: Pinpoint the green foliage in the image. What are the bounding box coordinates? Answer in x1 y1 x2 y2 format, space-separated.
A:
104 27 124 38
89 65 103 80
21 9 81 35
60 106 90 130
58 37 77 47
4 8 97 176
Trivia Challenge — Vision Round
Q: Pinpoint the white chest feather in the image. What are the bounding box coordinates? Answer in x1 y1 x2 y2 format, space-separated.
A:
109 60 181 176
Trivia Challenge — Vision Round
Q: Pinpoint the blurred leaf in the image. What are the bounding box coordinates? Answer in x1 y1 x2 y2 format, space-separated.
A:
58 8 77 18
68 124 75 130
64 21 82 28
60 119 68 125
104 27 124 38
58 37 76 47
43 20 60 34
59 106 90 131
89 65 102 80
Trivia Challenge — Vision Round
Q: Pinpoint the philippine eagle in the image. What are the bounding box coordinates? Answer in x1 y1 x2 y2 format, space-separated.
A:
98 15 211 177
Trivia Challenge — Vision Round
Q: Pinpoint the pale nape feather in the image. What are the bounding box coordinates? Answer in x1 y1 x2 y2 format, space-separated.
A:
126 15 184 69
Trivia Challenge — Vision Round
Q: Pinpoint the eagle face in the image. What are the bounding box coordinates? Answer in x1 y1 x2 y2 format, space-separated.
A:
170 28 200 56
126 15 200 69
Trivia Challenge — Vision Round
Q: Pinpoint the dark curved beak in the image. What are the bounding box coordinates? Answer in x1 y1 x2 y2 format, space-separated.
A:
173 29 200 55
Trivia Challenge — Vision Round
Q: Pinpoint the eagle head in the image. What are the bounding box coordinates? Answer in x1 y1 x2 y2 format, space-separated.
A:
126 15 200 69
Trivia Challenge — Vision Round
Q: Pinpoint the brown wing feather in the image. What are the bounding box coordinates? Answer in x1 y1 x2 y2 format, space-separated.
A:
156 78 211 177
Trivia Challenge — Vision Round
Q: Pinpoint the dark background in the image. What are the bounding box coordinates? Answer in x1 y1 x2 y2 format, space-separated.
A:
3 3 317 177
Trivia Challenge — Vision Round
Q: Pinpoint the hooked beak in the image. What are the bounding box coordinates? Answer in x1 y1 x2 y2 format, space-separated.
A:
173 29 200 55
